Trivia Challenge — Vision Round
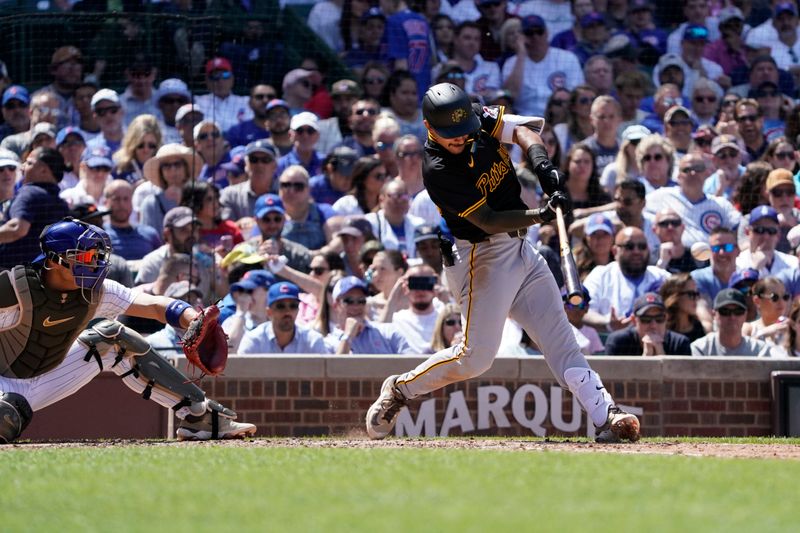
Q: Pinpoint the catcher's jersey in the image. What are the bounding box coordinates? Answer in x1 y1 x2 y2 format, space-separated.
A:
422 104 526 242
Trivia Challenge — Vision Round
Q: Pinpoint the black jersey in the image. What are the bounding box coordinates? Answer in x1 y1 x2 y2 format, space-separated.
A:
422 105 527 242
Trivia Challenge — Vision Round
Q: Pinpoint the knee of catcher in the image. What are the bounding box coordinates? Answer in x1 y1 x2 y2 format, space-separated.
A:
0 392 33 444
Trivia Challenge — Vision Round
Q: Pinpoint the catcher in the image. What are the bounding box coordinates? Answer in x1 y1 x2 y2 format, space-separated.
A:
0 218 256 443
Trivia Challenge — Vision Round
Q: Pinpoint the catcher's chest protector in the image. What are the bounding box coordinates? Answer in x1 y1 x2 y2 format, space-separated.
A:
0 267 99 378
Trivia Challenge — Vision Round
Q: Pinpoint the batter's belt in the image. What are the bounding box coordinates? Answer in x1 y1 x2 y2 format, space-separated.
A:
467 228 527 244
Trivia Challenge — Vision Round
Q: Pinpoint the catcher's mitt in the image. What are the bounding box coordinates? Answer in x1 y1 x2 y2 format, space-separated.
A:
181 304 228 376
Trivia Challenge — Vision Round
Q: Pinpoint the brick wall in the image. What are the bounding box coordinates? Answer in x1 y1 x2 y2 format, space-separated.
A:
25 356 800 440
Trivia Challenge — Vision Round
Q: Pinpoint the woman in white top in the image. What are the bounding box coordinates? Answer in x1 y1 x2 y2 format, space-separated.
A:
365 249 407 322
332 156 388 216
743 276 791 355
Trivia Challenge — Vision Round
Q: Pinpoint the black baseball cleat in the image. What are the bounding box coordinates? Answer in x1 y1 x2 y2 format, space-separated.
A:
595 406 641 443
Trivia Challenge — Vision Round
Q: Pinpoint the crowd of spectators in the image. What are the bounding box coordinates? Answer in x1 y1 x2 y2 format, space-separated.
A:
1 0 800 358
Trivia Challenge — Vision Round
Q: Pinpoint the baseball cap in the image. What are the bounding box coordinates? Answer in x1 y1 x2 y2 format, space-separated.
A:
656 53 686 73
268 281 301 306
56 126 87 147
718 6 744 25
622 125 651 142
580 12 606 28
585 214 614 236
710 134 740 155
728 268 759 289
30 122 56 142
163 206 197 228
749 80 779 98
220 244 267 268
766 168 795 191
633 292 665 316
164 280 203 301
230 279 257 293
414 225 439 244
205 57 233 75
2 85 29 106
90 88 120 109
683 24 710 41
628 0 654 12
157 78 191 101
336 216 371 239
775 2 798 16
330 146 358 176
266 99 290 113
331 79 362 98
69 202 111 222
361 6 386 23
332 276 368 300
0 148 20 168
221 146 246 175
282 68 313 92
245 139 278 159
175 104 203 124
714 288 747 310
604 33 638 60
242 269 275 289
51 45 81 66
749 205 779 225
255 193 285 218
521 15 546 33
80 146 113 168
290 111 320 131
664 105 692 124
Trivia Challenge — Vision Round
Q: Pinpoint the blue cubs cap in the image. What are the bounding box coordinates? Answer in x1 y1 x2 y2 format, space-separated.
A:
332 276 369 300
580 12 606 28
361 6 385 22
522 15 546 32
81 145 113 168
749 205 779 225
230 279 257 293
242 269 275 289
586 214 614 236
633 292 665 316
56 126 87 147
2 85 29 106
728 268 759 288
683 24 709 41
775 2 798 16
254 193 284 219
245 139 278 159
157 78 191 102
266 99 290 113
221 145 246 174
268 281 300 306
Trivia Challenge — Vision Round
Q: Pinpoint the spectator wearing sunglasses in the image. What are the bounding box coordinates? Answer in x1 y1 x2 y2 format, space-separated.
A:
195 58 250 133
703 134 744 200
86 89 125 155
156 79 191 145
733 98 768 161
111 114 162 186
222 269 274 352
641 82 684 136
275 112 324 181
430 303 463 352
691 226 740 331
220 140 279 223
737 205 799 277
329 276 412 355
659 272 707 343
366 179 425 259
0 85 31 142
60 146 114 209
690 77 723 126
278 165 334 251
691 288 774 356
751 82 789 140
742 276 792 354
583 227 670 332
250 193 312 276
501 15 584 117
338 98 381 158
599 125 650 193
238 281 328 355
281 69 316 117
729 268 760 321
371 115 401 179
193 120 231 186
120 54 159 128
605 292 691 356
764 169 800 253
562 286 604 356
224 85 277 150
653 208 707 273
317 81 362 155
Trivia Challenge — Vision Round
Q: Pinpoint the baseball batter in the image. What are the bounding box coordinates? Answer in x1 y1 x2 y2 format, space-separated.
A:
0 218 256 443
366 83 640 442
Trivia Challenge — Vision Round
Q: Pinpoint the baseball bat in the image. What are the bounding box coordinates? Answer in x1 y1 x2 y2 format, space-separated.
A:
555 206 584 305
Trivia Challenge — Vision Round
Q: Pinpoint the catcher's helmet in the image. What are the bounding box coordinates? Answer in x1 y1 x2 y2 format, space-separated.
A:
35 218 112 294
422 83 481 139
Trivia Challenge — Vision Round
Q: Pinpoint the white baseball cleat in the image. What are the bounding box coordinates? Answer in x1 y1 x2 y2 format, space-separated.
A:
595 406 641 443
177 412 257 441
365 375 407 440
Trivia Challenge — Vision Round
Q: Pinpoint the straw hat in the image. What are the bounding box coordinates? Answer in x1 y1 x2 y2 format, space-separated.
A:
143 143 204 188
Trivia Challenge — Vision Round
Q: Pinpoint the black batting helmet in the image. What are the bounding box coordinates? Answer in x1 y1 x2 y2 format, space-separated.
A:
422 83 481 139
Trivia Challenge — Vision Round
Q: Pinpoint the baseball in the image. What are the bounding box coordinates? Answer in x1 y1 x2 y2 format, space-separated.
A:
691 242 712 261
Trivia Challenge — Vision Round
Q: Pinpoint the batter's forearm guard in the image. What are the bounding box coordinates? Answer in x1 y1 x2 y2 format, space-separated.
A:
527 144 562 197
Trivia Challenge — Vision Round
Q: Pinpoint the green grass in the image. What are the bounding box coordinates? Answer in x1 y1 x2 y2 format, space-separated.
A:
2 444 798 533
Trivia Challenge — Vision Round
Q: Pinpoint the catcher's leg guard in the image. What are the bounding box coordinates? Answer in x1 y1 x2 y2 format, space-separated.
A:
78 319 207 416
0 392 33 444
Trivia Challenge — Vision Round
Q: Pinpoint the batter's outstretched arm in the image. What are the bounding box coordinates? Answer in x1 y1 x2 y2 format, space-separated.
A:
464 201 552 234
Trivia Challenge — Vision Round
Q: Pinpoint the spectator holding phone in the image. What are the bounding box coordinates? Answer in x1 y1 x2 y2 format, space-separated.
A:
381 265 441 354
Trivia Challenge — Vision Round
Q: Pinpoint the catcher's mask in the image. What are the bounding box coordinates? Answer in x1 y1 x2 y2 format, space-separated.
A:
34 217 112 303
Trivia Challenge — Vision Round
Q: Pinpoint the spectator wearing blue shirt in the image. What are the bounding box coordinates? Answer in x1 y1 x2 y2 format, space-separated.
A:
275 111 324 179
194 120 231 187
691 226 743 332
382 0 432 103
224 84 276 149
0 147 69 269
329 276 412 355
238 281 329 355
278 165 334 251
310 146 358 206
86 89 125 155
102 179 162 260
